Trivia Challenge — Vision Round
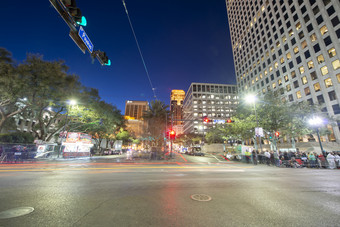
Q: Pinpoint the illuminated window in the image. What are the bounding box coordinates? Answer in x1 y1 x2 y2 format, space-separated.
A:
320 25 328 35
256 76 259 81
328 48 336 58
313 82 321 92
294 46 299 54
286 84 291 91
301 40 307 49
272 83 276 89
291 71 296 78
278 79 282 85
271 47 275 53
262 88 266 94
265 70 268 76
262 5 265 11
260 74 263 79
274 62 278 68
282 36 287 42
289 29 294 36
266 51 269 57
304 87 311 95
324 78 333 88
299 66 305 74
302 76 308 85
261 56 264 61
296 22 301 30
276 41 280 47
280 57 285 63
307 60 314 69
332 59 340 70
317 54 325 64
337 73 340 83
287 52 292 60
252 80 255 84
310 33 317 42
284 75 289 82
269 66 273 72
321 66 329 75
296 91 302 99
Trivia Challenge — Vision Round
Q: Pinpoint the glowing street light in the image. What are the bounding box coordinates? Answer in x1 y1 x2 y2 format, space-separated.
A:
245 94 262 153
308 116 326 157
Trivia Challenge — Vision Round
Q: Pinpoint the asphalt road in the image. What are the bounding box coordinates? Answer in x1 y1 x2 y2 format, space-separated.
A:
0 154 340 227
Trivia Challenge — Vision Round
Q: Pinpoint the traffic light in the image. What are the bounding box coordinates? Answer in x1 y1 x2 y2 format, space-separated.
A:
203 116 211 123
92 51 111 66
275 131 280 137
226 119 235 123
62 0 87 26
169 130 176 140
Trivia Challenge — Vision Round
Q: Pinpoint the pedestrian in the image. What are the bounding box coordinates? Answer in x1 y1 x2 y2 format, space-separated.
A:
327 152 336 169
245 149 251 164
252 150 257 165
264 150 271 166
308 152 316 168
318 153 326 168
334 153 340 169
301 152 308 167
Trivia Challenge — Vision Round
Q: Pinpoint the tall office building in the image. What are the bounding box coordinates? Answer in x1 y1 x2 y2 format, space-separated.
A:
124 101 149 120
183 83 238 135
170 90 185 126
226 0 340 142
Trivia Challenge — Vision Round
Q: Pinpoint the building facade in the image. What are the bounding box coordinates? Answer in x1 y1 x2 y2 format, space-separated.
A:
124 101 149 120
170 90 185 127
183 83 238 135
226 0 340 142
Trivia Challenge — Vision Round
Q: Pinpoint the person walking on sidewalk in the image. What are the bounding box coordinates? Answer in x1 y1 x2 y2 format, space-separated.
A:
252 150 257 165
264 150 271 166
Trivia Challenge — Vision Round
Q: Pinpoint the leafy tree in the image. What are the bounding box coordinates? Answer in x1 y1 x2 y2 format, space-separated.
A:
143 100 169 148
0 48 29 131
16 54 82 141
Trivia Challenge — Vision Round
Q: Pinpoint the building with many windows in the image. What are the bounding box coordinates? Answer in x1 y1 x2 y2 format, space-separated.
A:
226 0 340 142
183 83 238 135
170 90 185 125
124 101 149 120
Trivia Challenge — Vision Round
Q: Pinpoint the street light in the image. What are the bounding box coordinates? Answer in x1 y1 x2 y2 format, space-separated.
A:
308 116 326 157
245 94 263 153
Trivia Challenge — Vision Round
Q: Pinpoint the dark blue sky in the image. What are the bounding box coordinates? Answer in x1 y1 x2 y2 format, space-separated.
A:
1 0 236 113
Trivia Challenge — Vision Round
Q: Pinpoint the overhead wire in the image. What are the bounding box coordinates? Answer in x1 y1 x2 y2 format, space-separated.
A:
122 0 157 99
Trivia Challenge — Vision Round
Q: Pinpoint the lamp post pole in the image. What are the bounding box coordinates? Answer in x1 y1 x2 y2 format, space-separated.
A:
316 128 325 158
253 101 263 153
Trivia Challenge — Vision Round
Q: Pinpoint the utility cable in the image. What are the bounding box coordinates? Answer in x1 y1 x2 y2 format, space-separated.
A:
122 0 157 99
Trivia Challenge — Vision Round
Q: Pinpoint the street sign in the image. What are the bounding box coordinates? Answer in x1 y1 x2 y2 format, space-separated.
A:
78 26 94 53
255 127 264 137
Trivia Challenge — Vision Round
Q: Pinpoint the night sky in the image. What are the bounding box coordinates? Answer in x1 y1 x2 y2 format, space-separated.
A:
0 0 236 113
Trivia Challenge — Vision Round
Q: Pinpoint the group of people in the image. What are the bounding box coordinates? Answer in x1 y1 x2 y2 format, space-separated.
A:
242 149 340 169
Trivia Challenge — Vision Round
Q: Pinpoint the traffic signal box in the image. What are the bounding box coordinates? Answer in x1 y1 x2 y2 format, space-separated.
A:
203 116 212 123
167 130 176 140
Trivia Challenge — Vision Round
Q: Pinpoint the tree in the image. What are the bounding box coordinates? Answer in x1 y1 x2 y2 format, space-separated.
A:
0 48 29 132
17 54 82 141
143 100 169 148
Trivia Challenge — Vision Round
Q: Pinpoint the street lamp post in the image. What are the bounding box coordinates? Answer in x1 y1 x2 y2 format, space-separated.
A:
245 94 263 153
308 116 326 158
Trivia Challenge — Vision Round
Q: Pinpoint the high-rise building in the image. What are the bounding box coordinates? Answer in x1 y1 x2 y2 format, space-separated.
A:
226 0 340 142
170 90 185 127
124 101 149 120
183 83 238 135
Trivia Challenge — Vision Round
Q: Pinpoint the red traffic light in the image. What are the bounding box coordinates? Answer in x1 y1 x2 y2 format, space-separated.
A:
167 130 176 139
226 119 234 123
275 131 280 137
203 116 211 123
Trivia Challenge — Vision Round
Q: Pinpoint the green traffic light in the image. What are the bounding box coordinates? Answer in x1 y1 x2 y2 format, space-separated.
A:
105 59 111 66
77 16 87 26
